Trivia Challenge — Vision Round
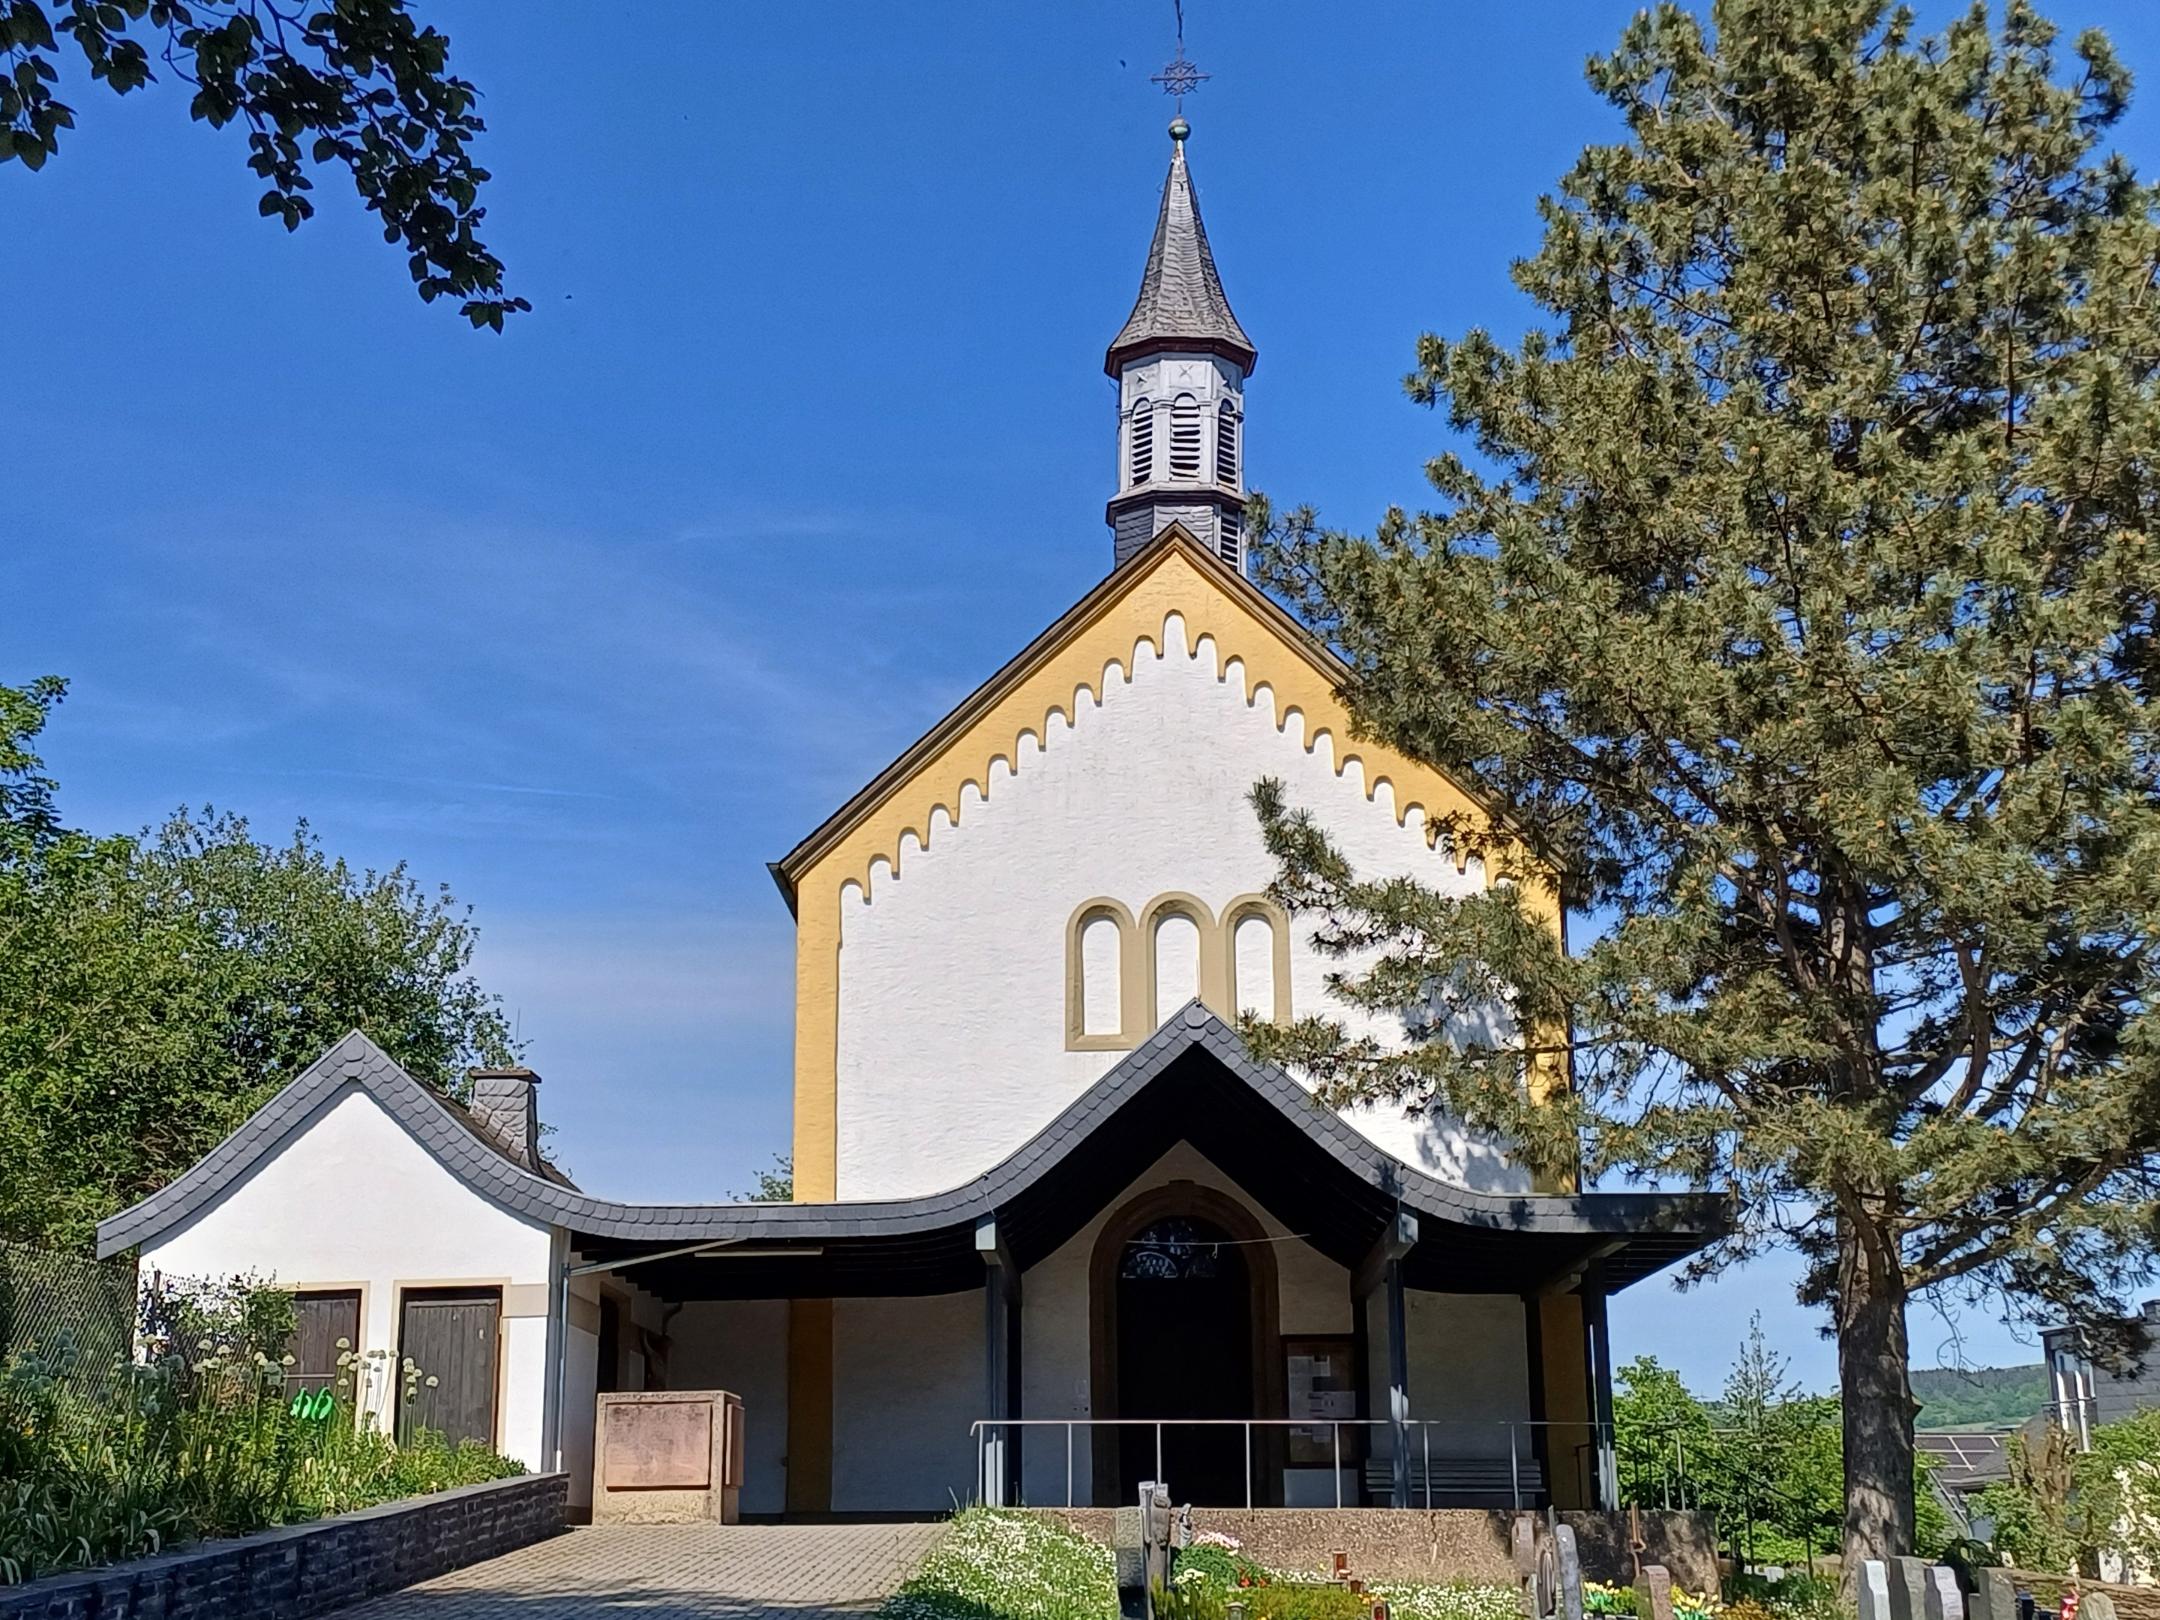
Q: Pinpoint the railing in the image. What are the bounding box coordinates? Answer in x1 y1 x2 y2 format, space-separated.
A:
969 1416 1613 1511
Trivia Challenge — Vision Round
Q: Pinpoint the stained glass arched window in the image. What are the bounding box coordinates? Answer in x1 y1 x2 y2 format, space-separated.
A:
1120 1216 1231 1281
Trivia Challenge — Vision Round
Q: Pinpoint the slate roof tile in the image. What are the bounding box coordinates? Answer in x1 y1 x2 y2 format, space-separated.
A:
97 1005 1726 1266
1105 131 1256 375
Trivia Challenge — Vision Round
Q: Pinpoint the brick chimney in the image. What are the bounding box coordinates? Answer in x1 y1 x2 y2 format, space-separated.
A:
467 1067 543 1171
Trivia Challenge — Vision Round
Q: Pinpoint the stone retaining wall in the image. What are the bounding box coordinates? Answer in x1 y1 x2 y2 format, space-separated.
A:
0 1472 567 1620
1031 1507 1719 1592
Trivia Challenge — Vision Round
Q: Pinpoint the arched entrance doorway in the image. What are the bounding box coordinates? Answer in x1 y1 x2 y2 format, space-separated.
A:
1089 1184 1283 1507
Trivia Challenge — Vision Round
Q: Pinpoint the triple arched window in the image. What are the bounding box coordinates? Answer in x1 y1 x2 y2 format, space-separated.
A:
1065 893 1290 1051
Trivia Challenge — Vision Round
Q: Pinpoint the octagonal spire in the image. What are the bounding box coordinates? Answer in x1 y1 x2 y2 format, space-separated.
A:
1104 120 1257 378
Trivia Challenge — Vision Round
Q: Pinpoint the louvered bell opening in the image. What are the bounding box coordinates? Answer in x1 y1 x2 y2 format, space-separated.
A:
1219 507 1241 565
1170 400 1202 479
1217 402 1238 487
1130 405 1154 486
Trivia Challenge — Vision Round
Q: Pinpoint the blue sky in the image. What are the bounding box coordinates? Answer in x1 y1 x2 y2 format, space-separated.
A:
13 1 2160 1394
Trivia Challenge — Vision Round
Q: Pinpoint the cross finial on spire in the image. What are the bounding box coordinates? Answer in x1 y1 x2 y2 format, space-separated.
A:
1150 0 1209 108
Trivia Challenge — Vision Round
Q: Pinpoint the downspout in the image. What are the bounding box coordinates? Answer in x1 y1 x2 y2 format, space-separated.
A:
543 1226 569 1472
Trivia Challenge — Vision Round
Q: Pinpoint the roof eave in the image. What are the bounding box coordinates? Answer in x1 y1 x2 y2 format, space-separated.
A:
1103 332 1258 379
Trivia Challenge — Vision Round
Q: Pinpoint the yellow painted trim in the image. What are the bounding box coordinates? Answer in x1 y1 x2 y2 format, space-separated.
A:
784 531 1555 1197
1538 1292 1593 1509
785 1298 833 1514
1220 893 1293 1024
1488 862 1577 1193
791 900 840 1201
1065 898 1140 1051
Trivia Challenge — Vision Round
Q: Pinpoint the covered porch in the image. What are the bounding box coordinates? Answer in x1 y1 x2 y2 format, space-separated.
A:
560 1005 1723 1515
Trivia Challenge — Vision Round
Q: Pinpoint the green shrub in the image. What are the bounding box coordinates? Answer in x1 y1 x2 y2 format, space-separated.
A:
0 1278 523 1586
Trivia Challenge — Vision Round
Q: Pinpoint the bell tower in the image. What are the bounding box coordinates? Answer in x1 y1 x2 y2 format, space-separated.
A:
1105 116 1257 573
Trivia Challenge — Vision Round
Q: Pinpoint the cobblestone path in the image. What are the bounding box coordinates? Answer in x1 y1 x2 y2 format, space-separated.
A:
334 1521 950 1619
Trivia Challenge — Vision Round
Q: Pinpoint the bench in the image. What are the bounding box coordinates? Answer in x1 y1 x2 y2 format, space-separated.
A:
1360 1454 1547 1506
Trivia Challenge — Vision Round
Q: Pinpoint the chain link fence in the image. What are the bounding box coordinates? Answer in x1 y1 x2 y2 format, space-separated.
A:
0 1240 139 1403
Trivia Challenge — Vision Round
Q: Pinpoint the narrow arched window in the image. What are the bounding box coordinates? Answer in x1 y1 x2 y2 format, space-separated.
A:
1217 400 1239 487
1232 911 1277 1021
1080 912 1124 1037
1170 396 1202 480
1129 403 1154 486
1153 911 1203 1026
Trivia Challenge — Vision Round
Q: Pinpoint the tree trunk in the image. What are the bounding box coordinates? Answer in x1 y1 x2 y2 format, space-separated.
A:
1836 1199 1917 1574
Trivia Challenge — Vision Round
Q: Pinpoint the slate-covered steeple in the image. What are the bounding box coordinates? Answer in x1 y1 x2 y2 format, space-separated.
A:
1105 117 1256 573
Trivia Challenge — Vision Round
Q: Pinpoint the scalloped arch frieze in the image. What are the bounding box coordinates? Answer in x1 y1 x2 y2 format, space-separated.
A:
787 536 1552 1202
819 609 1500 908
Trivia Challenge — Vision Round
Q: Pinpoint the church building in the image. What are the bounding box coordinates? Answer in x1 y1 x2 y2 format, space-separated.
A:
97 118 1723 1520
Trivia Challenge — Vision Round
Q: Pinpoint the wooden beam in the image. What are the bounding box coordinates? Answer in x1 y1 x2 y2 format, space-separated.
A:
1352 1209 1419 1303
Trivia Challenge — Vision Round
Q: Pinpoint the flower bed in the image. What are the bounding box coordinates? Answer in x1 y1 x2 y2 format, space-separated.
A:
0 1279 523 1586
884 1509 1116 1620
880 1511 1528 1620
1166 1537 1520 1620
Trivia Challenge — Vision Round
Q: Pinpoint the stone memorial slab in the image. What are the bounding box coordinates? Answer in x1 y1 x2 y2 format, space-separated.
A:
1975 1568 2017 1620
2082 1592 2117 1620
1512 1518 1542 1620
1889 1557 1932 1620
1113 1505 1146 1620
589 1390 740 1526
1923 1566 1966 1620
1859 1560 1895 1620
602 1400 712 1490
1555 1524 1585 1620
1634 1564 1676 1620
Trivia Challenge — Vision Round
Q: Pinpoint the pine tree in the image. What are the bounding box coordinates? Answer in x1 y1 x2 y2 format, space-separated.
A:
1248 0 2160 1569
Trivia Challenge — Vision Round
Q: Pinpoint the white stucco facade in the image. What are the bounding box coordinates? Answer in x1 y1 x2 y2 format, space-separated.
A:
832 610 1525 1205
136 1086 556 1472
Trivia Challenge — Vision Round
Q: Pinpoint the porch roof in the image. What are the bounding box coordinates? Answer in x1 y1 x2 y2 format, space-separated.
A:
571 1004 1724 1299
98 1008 1726 1300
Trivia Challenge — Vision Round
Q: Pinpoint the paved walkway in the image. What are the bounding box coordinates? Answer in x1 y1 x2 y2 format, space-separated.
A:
336 1521 951 1620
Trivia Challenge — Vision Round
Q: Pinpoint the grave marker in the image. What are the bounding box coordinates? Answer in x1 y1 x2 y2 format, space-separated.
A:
1634 1564 1676 1620
1923 1566 1965 1620
1858 1560 1894 1620
1555 1523 1585 1620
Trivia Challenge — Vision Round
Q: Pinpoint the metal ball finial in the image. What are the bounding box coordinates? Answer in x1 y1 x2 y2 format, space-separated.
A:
1169 115 1190 142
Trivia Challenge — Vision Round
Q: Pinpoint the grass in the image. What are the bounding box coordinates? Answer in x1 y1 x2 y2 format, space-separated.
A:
881 1511 1528 1620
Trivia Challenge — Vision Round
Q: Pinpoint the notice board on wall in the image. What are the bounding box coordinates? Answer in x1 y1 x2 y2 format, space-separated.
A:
1282 1334 1361 1466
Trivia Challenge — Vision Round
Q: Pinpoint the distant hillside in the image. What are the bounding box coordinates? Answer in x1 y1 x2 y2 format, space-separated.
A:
1913 1364 2047 1431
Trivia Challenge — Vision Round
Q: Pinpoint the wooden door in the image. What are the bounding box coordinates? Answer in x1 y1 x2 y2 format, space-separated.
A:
397 1287 500 1448
288 1291 360 1394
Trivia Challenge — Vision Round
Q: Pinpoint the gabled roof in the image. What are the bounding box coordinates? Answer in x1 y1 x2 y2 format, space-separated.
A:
1105 124 1257 377
769 525 1541 911
98 1012 1726 1303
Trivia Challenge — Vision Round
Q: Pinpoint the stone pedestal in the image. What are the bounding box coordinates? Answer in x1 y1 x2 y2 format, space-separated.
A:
590 1390 744 1525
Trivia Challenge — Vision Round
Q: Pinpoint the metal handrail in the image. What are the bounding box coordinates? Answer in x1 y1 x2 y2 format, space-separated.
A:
968 1416 1611 1511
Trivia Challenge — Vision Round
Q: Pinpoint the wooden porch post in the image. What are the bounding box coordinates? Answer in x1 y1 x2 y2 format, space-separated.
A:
1354 1209 1418 1508
977 1216 1022 1506
1583 1268 1618 1510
